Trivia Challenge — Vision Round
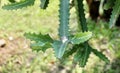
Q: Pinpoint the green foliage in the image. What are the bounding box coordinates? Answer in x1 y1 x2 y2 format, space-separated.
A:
74 44 91 67
24 33 53 43
109 0 120 28
1 0 111 67
58 0 70 39
74 0 109 67
78 45 91 67
74 0 88 32
8 0 16 3
62 45 78 59
103 0 120 28
24 33 53 52
104 0 115 10
40 0 49 9
91 47 110 63
74 0 92 67
52 0 70 59
30 42 52 52
2 0 35 10
71 31 92 44
24 31 92 59
96 0 120 28
53 40 69 58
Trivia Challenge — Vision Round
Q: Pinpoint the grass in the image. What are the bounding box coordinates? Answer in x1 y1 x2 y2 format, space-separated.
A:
0 0 120 73
0 0 59 37
0 0 59 73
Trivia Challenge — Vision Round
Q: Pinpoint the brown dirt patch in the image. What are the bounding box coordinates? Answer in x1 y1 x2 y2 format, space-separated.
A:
0 37 30 65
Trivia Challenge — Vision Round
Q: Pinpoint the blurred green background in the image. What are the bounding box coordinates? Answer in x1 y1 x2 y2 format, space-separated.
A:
0 0 120 73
